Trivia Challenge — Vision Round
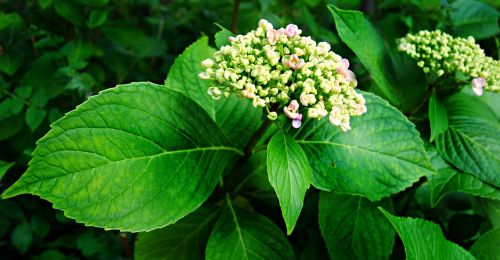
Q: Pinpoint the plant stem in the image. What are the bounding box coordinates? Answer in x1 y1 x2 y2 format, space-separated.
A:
230 0 241 33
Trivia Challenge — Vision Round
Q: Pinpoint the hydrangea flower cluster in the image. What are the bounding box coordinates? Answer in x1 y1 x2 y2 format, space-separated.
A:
199 19 366 131
398 30 500 96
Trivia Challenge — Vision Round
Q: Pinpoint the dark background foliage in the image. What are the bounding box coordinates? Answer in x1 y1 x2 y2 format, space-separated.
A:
0 0 498 259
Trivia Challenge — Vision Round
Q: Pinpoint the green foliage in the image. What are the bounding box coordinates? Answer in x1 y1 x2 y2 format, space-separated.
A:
267 130 311 235
205 200 295 260
294 92 434 200
319 192 395 259
381 208 475 260
1 0 499 259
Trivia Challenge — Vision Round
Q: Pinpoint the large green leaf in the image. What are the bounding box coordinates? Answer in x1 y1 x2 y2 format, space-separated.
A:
428 91 448 142
267 130 311 235
450 0 500 40
206 200 295 260
436 94 500 187
470 228 500 260
319 192 394 260
2 82 242 232
293 92 434 201
164 37 262 148
427 147 500 207
329 5 399 105
135 207 220 260
380 209 475 260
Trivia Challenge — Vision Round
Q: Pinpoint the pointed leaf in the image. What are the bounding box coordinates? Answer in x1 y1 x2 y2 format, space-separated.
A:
427 147 500 207
294 92 434 201
165 37 262 148
329 5 399 105
0 160 14 181
135 207 220 260
380 208 475 260
206 201 295 260
428 91 448 142
470 228 500 260
214 25 234 49
436 94 500 187
25 106 47 131
319 192 395 260
267 130 311 234
2 82 242 232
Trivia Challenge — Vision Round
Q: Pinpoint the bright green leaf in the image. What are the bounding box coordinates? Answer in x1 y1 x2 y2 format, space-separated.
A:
135 207 220 260
319 192 395 260
380 208 475 260
427 147 500 207
294 92 434 200
429 91 448 142
2 82 242 232
470 228 500 260
436 93 500 187
12 221 32 254
0 160 14 181
214 25 234 49
451 0 500 40
206 201 295 260
25 106 47 131
329 5 399 105
165 37 262 148
267 130 311 235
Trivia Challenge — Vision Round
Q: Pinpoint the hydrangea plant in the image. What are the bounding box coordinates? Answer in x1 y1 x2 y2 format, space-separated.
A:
398 30 500 95
199 19 366 131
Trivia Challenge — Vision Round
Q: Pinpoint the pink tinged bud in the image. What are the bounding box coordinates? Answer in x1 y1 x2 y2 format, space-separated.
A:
283 54 304 70
285 24 300 37
228 36 236 42
472 77 486 96
292 119 302 128
341 58 350 69
296 113 303 121
283 107 298 119
288 100 299 112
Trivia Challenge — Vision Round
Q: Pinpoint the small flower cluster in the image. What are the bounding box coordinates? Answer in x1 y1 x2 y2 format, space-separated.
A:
199 20 366 131
398 30 500 96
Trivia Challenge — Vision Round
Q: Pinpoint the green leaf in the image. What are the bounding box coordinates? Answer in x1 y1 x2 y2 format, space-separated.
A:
0 51 23 75
379 208 475 260
427 147 500 207
451 0 500 40
87 9 108 29
61 40 95 69
214 24 234 49
319 192 395 260
0 13 23 31
428 91 448 142
0 98 24 120
267 130 311 235
470 228 500 260
135 207 220 260
2 82 242 232
54 1 85 26
39 0 55 10
0 160 15 181
294 92 434 200
328 5 399 105
25 106 47 131
206 201 295 260
31 215 50 238
165 37 262 148
436 93 500 187
12 221 32 254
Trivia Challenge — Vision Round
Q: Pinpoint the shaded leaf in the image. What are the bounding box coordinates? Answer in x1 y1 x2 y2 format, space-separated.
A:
319 192 395 260
428 91 448 142
0 160 15 181
135 207 219 260
470 228 500 260
451 0 500 40
206 201 295 260
12 221 32 254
